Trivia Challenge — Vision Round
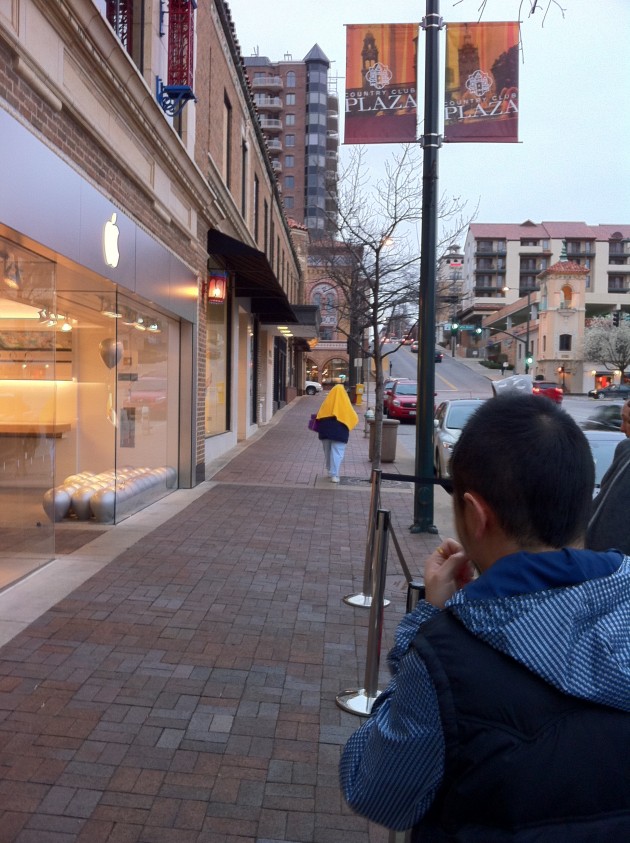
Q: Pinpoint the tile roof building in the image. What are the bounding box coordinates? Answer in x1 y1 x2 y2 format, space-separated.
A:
451 220 630 392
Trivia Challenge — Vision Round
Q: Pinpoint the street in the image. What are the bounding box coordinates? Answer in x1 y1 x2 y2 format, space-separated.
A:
385 343 603 426
382 344 613 541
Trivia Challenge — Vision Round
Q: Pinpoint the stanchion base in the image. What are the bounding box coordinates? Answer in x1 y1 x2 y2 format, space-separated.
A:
343 592 390 608
336 688 382 716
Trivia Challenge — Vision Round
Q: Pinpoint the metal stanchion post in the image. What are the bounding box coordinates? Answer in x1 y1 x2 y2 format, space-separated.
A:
406 581 426 614
388 829 412 843
337 509 390 716
344 469 390 608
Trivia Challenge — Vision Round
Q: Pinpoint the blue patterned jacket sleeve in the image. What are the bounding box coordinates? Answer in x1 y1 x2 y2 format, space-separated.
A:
339 601 445 831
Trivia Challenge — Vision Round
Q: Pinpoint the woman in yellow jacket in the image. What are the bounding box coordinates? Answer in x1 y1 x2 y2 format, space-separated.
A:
316 384 359 483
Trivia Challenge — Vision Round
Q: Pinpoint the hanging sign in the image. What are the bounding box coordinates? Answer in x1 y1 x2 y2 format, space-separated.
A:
444 22 520 143
344 23 419 145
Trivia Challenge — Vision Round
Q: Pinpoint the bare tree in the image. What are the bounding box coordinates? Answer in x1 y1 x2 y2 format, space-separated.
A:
583 317 630 383
317 144 468 466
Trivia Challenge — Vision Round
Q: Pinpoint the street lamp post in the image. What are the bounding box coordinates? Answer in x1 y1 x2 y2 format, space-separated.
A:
501 285 533 374
412 0 441 535
524 289 532 374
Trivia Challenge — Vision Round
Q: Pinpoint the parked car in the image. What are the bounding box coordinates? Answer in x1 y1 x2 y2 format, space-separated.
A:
581 404 623 432
385 380 418 422
532 381 563 404
410 341 418 353
305 380 323 395
435 351 444 363
588 383 630 400
382 377 412 410
583 430 626 496
433 398 486 477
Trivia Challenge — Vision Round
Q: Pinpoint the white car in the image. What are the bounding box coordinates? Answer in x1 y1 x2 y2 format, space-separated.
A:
433 398 486 478
305 380 323 395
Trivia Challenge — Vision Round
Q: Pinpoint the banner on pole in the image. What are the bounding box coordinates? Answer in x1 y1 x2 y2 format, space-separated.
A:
444 22 520 143
344 23 419 145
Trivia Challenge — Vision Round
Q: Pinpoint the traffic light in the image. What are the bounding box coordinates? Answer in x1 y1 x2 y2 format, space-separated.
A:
525 354 534 373
613 311 621 327
450 321 459 333
474 327 482 335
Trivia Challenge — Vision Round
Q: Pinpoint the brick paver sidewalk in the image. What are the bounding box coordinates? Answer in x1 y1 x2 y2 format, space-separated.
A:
0 395 441 842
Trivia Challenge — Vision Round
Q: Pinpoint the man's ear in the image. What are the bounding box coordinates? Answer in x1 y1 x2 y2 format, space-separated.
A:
462 491 493 540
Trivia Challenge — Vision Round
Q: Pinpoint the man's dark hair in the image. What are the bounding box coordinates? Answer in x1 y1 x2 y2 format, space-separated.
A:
450 394 594 547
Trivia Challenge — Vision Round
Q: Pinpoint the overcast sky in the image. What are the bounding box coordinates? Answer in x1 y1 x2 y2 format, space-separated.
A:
226 0 629 235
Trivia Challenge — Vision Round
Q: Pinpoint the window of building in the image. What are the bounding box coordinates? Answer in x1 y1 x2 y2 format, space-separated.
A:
286 71 296 87
105 0 146 70
284 196 294 209
205 290 230 437
285 134 295 147
263 200 269 253
223 93 232 188
253 174 260 242
285 114 296 126
285 155 294 168
286 93 296 105
285 175 294 189
559 334 572 352
609 275 627 291
241 140 248 218
321 358 348 385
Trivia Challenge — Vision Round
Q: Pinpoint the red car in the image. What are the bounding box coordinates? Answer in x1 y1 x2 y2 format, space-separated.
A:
385 380 418 422
383 377 412 410
532 381 563 404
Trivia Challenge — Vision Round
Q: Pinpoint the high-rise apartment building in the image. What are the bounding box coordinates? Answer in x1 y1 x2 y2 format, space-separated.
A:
243 45 339 237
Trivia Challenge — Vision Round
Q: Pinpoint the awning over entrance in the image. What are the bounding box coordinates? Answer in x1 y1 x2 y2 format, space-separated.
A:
278 304 320 351
207 229 297 323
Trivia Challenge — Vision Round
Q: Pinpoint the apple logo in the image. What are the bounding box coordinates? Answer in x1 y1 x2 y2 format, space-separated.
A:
103 213 120 268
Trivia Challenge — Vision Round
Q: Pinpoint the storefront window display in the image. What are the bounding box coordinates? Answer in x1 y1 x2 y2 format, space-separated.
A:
205 293 229 436
0 231 182 590
0 237 56 588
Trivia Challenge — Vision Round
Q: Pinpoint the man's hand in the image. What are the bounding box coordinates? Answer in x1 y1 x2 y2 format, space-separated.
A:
424 538 475 609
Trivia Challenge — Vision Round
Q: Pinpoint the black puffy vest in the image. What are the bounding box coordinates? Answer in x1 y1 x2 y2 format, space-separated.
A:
410 610 630 842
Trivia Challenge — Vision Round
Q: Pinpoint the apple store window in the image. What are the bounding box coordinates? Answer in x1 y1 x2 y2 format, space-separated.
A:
0 235 56 586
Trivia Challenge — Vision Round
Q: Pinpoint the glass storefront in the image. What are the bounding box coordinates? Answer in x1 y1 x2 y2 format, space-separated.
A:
0 238 56 588
0 232 181 589
205 295 229 435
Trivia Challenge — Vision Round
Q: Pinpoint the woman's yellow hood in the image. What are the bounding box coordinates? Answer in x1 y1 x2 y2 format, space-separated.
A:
316 384 359 431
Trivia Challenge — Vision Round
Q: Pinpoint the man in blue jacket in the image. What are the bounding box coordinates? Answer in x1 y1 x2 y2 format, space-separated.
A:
340 393 630 840
586 397 630 555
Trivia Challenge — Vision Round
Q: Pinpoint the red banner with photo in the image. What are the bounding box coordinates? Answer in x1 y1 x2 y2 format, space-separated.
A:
344 23 419 145
444 22 520 143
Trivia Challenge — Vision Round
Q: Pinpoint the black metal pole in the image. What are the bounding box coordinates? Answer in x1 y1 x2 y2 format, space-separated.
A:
525 289 531 374
412 0 441 534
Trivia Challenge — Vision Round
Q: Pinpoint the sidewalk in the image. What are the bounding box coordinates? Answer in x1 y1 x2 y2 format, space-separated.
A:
0 395 443 843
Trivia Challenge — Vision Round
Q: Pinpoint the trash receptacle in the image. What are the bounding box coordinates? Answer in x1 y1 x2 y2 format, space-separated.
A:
349 386 357 404
367 418 400 462
355 383 364 405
